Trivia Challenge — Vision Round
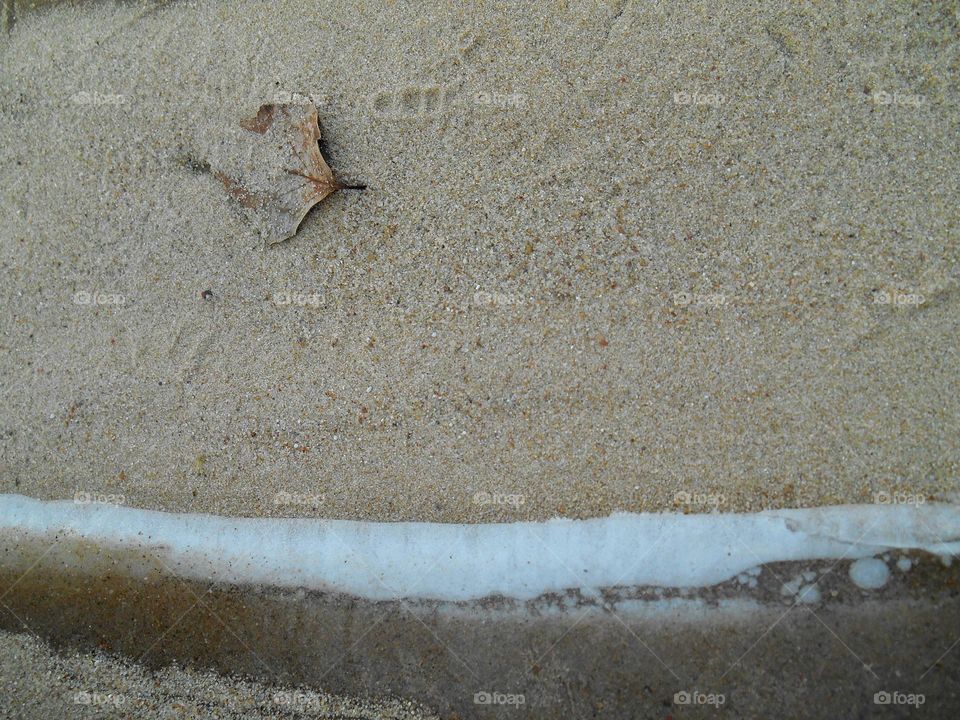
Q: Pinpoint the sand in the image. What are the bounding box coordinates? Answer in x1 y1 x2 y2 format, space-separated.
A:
1 1 958 525
0 629 438 719
2 3 959 717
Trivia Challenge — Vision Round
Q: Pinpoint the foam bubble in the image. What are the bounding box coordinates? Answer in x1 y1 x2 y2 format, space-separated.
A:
849 558 890 590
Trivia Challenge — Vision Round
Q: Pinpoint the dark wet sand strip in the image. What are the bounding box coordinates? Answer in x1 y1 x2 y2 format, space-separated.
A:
2 533 959 718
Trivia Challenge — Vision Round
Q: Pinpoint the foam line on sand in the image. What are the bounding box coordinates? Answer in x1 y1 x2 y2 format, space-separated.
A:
2 494 958 602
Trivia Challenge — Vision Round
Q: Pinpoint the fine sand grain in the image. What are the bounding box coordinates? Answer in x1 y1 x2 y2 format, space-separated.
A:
0 629 438 719
1 0 958 522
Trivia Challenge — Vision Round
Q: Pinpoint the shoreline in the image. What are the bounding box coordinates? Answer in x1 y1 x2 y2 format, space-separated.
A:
3 494 957 601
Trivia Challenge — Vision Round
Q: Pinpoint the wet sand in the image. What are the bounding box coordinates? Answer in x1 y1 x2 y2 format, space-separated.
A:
0 629 438 719
3 531 959 718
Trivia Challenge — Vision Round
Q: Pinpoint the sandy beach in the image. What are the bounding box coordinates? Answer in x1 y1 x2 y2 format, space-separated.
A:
1 1 959 718
1 0 957 523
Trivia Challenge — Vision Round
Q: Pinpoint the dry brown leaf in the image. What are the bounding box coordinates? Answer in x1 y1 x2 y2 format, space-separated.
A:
216 102 358 244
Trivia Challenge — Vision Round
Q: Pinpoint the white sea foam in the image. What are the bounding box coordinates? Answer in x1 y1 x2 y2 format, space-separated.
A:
849 558 892 589
1 495 958 602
